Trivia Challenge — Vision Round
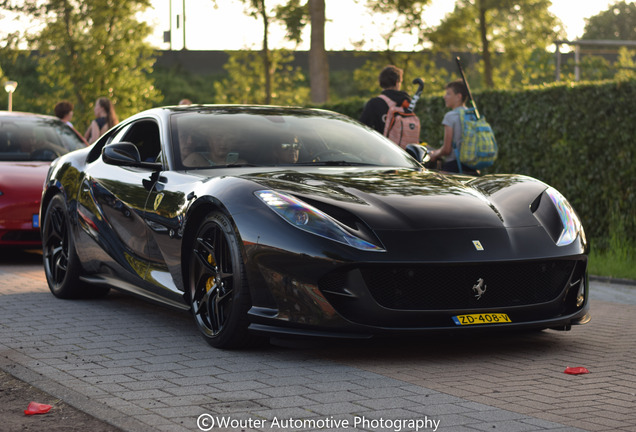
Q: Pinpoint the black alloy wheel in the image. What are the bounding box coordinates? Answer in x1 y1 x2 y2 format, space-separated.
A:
42 194 109 299
189 211 251 348
42 194 83 298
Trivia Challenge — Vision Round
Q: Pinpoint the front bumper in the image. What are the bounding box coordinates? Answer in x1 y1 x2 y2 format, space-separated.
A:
246 257 590 338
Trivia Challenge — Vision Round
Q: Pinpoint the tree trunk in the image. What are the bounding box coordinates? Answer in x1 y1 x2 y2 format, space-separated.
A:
478 1 493 88
308 0 329 103
61 0 85 108
258 0 272 104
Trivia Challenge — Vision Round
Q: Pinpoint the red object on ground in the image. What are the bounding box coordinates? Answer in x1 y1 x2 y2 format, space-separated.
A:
24 401 52 415
564 366 590 375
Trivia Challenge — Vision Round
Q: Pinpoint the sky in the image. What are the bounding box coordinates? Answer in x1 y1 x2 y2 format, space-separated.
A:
0 0 623 51
143 0 621 51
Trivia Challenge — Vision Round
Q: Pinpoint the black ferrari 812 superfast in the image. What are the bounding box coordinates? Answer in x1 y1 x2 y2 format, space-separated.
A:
40 105 590 348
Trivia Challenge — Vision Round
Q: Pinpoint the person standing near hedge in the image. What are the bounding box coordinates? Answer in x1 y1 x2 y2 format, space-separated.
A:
429 79 477 174
85 97 119 145
54 100 75 127
359 65 411 134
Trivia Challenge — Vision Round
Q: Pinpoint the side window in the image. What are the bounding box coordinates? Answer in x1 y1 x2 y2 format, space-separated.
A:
120 120 161 163
87 124 124 163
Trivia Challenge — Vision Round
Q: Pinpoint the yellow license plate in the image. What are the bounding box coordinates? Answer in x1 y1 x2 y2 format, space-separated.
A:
452 313 511 326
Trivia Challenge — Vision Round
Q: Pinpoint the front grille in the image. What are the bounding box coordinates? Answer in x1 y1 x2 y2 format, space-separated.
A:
322 260 576 310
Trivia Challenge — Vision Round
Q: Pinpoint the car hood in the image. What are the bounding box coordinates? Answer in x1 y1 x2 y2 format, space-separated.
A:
243 168 547 231
0 162 50 197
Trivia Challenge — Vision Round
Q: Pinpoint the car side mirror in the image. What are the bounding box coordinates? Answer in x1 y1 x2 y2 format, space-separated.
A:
102 142 162 170
404 143 428 163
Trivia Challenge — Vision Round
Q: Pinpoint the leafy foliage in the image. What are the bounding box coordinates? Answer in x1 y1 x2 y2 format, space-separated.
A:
427 0 565 89
615 47 636 81
152 66 221 105
272 0 328 103
365 0 432 44
0 51 53 113
581 0 636 41
212 50 309 105
5 0 162 131
273 0 309 44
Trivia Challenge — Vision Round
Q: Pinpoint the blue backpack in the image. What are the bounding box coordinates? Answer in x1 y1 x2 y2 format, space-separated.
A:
455 107 498 172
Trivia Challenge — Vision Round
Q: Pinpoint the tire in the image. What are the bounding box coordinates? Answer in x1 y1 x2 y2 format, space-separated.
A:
188 211 253 348
42 194 109 299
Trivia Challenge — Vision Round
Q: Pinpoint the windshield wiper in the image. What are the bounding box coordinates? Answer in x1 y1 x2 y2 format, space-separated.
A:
209 163 261 168
295 160 369 166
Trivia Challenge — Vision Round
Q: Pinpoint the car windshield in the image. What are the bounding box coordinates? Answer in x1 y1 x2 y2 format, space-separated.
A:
170 108 422 170
0 115 86 162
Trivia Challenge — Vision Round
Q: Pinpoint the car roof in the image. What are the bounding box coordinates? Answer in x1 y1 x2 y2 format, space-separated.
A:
133 104 338 117
0 111 61 121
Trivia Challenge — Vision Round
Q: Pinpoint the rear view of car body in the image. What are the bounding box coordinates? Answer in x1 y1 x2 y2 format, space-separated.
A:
0 111 86 247
0 163 49 246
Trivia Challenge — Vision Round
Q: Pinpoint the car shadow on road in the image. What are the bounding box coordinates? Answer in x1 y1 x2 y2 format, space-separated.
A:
272 327 570 361
89 288 569 362
58 282 583 362
0 247 43 264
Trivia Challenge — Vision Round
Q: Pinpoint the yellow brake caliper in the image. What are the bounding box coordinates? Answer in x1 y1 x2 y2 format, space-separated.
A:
206 254 216 293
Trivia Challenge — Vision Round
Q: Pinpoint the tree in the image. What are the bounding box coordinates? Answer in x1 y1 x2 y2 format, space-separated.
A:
274 0 328 103
308 0 328 103
152 66 221 105
242 0 274 104
212 50 309 105
0 51 51 113
1 0 161 130
350 0 452 103
427 0 565 89
224 1 315 105
582 1 636 41
572 2 636 82
365 0 432 46
615 47 636 81
0 64 5 95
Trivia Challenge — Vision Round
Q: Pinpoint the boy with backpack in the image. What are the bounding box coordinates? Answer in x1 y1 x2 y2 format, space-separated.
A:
359 65 420 148
428 79 479 175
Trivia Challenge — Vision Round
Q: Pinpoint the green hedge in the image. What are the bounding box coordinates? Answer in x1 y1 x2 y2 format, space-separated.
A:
321 81 636 249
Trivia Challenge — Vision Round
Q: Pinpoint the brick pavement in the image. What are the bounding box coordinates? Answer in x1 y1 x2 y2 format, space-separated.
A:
0 256 634 432
320 298 636 432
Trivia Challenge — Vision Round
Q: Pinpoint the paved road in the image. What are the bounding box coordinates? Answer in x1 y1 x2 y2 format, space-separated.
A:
0 249 634 432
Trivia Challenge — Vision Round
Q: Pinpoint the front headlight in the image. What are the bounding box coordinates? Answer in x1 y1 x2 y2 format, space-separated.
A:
256 190 385 251
543 187 583 246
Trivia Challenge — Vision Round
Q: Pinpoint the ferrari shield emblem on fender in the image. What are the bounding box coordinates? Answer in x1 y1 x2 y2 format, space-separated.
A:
472 240 484 251
153 193 164 211
472 278 487 300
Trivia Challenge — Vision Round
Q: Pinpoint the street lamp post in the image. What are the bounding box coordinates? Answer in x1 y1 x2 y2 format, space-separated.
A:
4 81 18 111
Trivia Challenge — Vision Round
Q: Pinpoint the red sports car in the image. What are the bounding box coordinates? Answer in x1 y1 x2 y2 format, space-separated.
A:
0 111 87 247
